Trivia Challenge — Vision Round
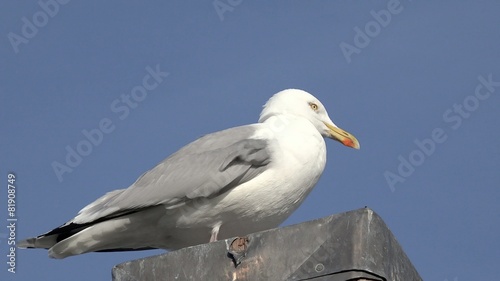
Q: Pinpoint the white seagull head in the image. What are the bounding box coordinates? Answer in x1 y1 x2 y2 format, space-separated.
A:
259 89 360 149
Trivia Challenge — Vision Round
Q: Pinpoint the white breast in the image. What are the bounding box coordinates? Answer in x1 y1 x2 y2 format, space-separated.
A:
213 116 327 233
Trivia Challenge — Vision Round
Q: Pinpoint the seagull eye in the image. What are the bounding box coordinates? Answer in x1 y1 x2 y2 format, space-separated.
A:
309 103 319 111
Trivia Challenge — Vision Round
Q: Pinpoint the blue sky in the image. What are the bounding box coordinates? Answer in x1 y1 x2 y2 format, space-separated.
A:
1 1 499 280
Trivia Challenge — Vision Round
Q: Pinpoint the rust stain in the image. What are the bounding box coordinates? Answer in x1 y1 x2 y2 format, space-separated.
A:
230 237 249 253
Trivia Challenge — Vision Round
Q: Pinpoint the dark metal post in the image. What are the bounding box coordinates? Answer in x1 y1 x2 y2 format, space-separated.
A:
112 208 422 280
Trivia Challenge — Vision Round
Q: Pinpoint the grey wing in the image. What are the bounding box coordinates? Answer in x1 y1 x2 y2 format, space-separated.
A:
72 125 272 224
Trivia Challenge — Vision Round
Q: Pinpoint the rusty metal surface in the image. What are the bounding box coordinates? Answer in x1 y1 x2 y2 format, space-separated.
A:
112 208 422 281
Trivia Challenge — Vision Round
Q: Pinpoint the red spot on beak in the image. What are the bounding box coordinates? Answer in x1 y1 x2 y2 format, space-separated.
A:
342 138 355 148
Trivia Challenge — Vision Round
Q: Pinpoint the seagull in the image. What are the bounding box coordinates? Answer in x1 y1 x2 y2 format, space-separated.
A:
19 89 359 259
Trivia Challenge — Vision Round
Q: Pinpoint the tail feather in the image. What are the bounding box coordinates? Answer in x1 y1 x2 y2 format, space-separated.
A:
17 237 37 249
19 206 164 258
47 214 161 259
17 220 94 251
18 234 58 249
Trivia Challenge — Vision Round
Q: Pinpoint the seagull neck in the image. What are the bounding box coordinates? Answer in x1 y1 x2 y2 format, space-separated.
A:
260 114 293 127
260 114 316 135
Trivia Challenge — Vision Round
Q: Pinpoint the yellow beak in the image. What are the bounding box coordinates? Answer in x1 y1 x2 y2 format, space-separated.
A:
324 122 360 149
